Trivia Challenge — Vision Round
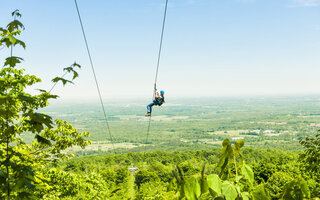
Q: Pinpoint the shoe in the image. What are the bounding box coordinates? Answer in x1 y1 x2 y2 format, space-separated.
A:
145 113 151 117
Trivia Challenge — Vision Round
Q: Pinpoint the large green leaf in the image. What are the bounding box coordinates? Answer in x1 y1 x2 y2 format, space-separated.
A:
207 174 222 195
52 77 73 86
241 192 250 200
35 134 52 146
31 113 53 128
26 112 54 133
241 164 254 187
222 181 238 200
4 56 23 67
18 94 35 104
184 177 201 200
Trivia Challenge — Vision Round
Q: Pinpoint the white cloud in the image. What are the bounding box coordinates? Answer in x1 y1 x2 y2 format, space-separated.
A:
290 0 320 7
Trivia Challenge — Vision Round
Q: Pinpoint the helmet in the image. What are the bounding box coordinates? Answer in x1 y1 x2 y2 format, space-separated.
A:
160 90 165 94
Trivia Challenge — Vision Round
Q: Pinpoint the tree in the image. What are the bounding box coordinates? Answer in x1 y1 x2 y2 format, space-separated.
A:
0 10 91 199
299 131 320 173
299 131 320 197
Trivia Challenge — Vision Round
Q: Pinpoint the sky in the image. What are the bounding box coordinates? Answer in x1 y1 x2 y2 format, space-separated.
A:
1 0 320 101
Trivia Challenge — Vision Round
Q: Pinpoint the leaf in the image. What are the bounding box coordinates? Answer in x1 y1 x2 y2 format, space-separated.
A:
8 35 16 44
15 39 26 48
236 175 243 183
7 19 25 32
35 134 52 146
72 70 79 80
71 62 81 69
4 56 23 67
63 63 81 80
24 179 35 190
0 170 8 178
63 66 73 73
239 153 244 166
33 113 53 127
52 77 73 86
18 94 35 104
12 9 22 18
241 164 254 187
234 139 244 153
27 112 53 132
241 192 250 200
0 27 6 33
252 184 271 200
218 139 233 175
37 89 47 93
199 164 208 194
184 177 201 200
207 174 222 195
235 185 241 195
221 181 238 200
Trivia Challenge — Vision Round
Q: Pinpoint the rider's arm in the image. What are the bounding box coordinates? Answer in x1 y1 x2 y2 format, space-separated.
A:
155 91 160 98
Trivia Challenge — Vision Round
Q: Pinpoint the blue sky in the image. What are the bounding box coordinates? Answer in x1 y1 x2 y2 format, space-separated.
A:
1 0 320 101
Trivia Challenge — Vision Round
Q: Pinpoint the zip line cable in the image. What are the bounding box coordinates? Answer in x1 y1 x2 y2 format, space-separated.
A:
144 0 169 152
74 0 115 154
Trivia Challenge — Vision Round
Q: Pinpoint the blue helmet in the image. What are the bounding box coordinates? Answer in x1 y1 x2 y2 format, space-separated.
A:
160 90 165 94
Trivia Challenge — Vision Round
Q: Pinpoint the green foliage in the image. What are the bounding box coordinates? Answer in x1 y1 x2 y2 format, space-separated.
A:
241 164 254 187
172 139 273 200
57 146 320 199
221 181 237 200
252 184 271 200
207 174 222 197
281 177 310 200
0 10 90 199
184 177 201 200
217 139 233 177
137 181 176 200
265 172 294 200
299 132 320 173
135 169 159 188
34 168 108 200
64 62 81 80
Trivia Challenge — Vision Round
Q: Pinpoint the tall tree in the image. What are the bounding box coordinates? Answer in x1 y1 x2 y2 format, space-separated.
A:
0 10 91 199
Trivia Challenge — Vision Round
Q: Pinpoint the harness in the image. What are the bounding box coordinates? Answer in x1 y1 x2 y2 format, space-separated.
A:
156 97 165 106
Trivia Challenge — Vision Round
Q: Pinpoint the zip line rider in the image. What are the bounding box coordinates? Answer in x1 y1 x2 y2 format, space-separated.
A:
146 90 165 116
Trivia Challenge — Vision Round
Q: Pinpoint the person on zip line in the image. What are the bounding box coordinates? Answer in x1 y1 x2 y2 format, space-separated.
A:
145 90 165 116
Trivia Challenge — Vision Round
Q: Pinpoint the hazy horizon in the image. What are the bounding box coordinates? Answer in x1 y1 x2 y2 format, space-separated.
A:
45 93 320 106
